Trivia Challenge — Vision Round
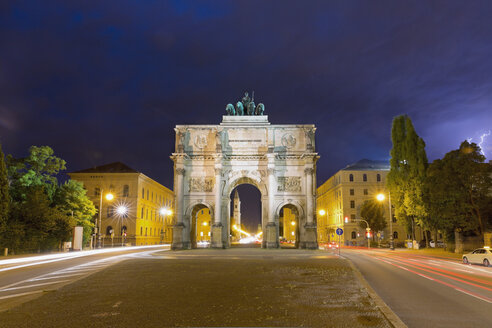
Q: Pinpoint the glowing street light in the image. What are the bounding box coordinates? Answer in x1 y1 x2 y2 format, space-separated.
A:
376 192 394 250
318 209 326 216
97 190 115 248
159 207 174 244
291 221 296 226
116 205 128 216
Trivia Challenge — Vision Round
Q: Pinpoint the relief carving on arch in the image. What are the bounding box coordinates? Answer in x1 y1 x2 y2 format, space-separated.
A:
277 176 302 192
189 177 214 192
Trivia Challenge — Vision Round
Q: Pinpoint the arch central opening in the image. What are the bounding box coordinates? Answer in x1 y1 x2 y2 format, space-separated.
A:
229 183 262 247
279 204 300 248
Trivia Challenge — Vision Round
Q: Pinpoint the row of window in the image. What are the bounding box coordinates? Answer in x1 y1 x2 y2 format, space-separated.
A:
140 206 172 222
141 187 173 206
349 173 381 182
95 185 130 197
349 188 369 196
139 226 163 237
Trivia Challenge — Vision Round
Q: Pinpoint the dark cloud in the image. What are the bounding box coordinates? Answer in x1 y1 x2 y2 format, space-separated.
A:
1 1 492 223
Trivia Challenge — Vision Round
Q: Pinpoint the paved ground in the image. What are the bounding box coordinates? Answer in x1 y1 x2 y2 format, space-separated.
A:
342 248 492 328
0 248 391 328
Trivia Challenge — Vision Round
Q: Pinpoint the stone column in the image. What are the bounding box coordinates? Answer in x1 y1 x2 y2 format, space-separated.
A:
265 163 278 248
211 166 223 248
172 167 186 250
302 167 317 249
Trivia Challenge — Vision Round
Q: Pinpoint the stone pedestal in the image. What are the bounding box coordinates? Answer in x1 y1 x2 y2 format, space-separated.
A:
265 222 279 248
299 223 318 249
211 223 223 248
171 223 188 250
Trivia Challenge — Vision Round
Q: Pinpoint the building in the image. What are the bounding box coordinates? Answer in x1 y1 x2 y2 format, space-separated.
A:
69 162 175 247
280 207 298 243
196 208 212 243
316 159 407 246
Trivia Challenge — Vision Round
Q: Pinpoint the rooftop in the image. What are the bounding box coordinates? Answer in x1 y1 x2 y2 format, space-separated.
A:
342 159 390 171
71 162 139 174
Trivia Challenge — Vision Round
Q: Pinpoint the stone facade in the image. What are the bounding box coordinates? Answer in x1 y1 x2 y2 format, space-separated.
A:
171 115 318 249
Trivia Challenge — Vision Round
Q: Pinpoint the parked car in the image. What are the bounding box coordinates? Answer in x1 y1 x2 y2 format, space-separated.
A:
462 247 492 267
429 240 445 248
324 241 339 250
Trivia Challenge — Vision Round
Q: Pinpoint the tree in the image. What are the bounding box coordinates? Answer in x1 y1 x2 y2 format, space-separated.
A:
54 180 96 245
387 115 428 240
425 141 491 252
7 146 66 201
0 143 8 239
6 187 73 253
360 200 387 238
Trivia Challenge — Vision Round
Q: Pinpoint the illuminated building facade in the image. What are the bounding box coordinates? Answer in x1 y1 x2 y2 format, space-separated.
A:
69 162 175 246
196 208 212 242
316 159 406 246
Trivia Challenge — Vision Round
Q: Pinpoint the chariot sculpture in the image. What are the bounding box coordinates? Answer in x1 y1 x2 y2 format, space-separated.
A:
225 92 266 116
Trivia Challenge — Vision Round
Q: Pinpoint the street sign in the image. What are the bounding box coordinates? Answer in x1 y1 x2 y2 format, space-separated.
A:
336 228 343 236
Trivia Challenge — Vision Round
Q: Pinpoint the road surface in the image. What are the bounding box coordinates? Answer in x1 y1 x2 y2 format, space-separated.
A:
0 245 168 311
339 248 492 327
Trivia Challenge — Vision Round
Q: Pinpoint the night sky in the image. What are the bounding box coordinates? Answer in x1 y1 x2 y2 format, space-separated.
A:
1 1 492 229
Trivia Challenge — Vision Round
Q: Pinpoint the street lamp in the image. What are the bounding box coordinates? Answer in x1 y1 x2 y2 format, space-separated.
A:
159 207 173 244
97 190 114 248
376 192 394 250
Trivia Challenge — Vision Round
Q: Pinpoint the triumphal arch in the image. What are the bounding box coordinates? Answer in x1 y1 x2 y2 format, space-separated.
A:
171 93 319 249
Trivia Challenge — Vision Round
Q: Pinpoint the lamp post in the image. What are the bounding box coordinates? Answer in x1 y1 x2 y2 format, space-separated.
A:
377 192 394 250
318 209 326 242
116 205 128 246
159 207 173 244
97 190 114 249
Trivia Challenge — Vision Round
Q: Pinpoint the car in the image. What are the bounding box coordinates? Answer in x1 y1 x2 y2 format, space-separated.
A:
325 241 339 250
462 247 492 267
429 240 446 248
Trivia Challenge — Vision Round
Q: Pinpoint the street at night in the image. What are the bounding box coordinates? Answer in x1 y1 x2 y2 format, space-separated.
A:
1 1 492 327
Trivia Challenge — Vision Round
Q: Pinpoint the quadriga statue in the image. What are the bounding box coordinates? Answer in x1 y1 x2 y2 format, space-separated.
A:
236 101 244 115
255 103 265 115
247 101 255 115
226 103 235 116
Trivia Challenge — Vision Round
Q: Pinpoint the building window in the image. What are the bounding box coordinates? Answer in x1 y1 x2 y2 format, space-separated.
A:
123 185 129 197
141 207 144 218
351 231 356 239
351 214 355 220
146 209 148 219
95 187 100 197
392 215 397 223
145 227 148 236
140 227 143 236
363 189 368 195
350 189 354 196
107 207 113 217
393 231 398 239
363 174 367 182
350 200 355 209
151 192 153 202
142 188 145 198
349 174 354 182
377 174 381 182
106 226 113 235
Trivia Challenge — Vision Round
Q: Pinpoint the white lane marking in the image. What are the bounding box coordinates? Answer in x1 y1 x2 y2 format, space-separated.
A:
0 280 70 292
455 288 492 304
29 273 88 281
418 274 435 281
0 290 44 300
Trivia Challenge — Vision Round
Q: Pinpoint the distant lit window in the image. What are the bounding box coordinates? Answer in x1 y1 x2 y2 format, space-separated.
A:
377 174 381 182
142 188 145 198
363 174 367 182
363 189 368 195
140 227 143 235
349 174 354 182
141 207 144 219
350 189 354 196
201 210 204 215
107 207 113 217
145 227 148 236
350 200 355 209
95 187 100 197
351 231 356 239
123 185 129 197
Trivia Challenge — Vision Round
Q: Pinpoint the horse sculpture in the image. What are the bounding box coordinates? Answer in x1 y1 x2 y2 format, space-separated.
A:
235 101 244 115
255 103 265 115
226 103 235 116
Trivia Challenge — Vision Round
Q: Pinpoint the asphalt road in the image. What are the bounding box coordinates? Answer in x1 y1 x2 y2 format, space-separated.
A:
340 248 492 328
0 248 392 328
0 245 168 311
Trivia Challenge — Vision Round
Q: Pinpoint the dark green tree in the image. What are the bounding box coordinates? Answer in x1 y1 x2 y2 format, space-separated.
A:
360 200 387 238
54 180 96 245
7 145 66 201
0 143 9 242
387 115 428 240
425 141 491 252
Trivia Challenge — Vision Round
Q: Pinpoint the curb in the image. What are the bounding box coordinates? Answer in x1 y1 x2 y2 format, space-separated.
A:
346 258 408 328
